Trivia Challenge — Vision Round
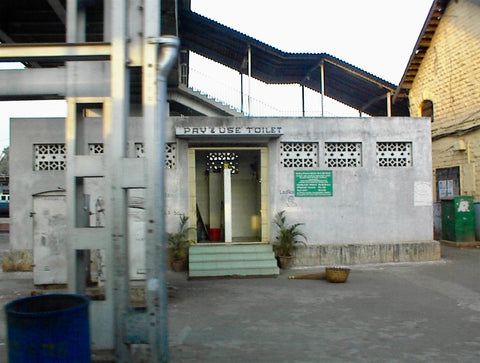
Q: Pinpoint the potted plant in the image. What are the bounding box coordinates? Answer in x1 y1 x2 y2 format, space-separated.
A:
273 210 307 269
167 215 195 272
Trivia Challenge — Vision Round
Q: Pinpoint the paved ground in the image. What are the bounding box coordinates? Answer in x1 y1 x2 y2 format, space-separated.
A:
1 232 479 362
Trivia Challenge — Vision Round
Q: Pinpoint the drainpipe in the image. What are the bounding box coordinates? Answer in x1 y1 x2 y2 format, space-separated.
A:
146 35 179 362
387 91 392 117
301 84 305 117
320 61 325 117
247 45 252 116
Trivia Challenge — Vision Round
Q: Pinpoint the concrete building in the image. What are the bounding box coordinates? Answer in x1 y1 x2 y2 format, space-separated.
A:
10 115 438 275
395 0 480 206
0 0 439 358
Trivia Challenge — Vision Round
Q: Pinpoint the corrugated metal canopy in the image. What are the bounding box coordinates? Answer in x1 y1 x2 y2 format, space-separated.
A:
0 0 409 115
179 10 409 116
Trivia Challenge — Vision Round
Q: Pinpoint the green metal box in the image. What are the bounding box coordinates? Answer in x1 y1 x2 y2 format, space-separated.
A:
441 196 476 242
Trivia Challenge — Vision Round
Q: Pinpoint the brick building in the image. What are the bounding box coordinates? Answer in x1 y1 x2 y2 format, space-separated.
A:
395 0 480 202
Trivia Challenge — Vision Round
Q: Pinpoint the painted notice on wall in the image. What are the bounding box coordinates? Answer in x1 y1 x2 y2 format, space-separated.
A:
414 181 432 206
294 170 333 197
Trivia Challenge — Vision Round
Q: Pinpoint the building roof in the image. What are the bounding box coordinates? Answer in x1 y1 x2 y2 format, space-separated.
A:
0 0 409 115
393 0 450 102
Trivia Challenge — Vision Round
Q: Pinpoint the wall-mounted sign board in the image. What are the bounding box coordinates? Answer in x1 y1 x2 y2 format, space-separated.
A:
176 126 283 137
294 170 333 197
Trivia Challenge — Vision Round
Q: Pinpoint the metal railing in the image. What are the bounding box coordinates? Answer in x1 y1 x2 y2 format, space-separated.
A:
181 62 349 117
183 65 327 117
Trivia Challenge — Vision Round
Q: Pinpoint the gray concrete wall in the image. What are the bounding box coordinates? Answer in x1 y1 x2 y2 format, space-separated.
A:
10 118 67 251
10 115 436 266
171 116 435 254
9 115 149 251
272 116 434 244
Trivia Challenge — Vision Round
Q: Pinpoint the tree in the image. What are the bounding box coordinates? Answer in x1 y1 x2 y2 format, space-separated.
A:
0 147 9 176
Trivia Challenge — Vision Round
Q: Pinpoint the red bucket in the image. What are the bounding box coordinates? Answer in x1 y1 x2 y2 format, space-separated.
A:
209 228 221 241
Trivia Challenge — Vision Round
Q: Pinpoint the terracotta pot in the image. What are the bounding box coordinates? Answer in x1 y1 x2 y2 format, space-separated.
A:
278 255 294 269
172 259 185 272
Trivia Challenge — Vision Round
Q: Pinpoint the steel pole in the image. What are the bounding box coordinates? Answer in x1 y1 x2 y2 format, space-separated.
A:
146 35 179 363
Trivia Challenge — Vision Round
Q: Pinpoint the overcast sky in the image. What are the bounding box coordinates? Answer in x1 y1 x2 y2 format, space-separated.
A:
0 0 434 151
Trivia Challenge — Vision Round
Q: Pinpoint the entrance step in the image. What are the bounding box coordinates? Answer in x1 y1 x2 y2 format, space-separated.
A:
189 244 279 278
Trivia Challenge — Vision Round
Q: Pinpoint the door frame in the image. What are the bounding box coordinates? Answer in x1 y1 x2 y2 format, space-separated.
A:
188 146 269 244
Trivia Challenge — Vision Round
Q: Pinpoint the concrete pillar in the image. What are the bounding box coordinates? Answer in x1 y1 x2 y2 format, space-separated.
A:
224 168 232 242
209 172 222 241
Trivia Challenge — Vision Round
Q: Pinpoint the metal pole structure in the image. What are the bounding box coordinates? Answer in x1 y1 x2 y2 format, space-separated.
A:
108 0 130 360
240 71 244 114
247 45 252 116
320 61 325 117
301 84 305 117
145 35 179 363
386 91 392 117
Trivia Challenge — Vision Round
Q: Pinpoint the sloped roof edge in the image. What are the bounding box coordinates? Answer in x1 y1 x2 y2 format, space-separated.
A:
393 0 450 102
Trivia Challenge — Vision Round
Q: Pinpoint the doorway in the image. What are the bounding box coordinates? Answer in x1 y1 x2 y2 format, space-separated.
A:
189 147 269 243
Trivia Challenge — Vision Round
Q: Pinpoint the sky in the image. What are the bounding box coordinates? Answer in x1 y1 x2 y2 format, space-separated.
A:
0 0 434 151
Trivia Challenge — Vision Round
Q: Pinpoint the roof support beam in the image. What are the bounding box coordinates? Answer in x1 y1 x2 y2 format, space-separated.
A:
0 43 111 62
48 0 67 25
0 62 110 100
0 29 15 44
0 27 42 68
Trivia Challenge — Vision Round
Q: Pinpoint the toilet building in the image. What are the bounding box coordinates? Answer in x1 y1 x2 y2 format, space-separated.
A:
10 113 439 280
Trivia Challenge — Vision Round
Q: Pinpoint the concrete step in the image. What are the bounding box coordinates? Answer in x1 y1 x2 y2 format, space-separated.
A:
190 259 278 270
188 244 279 278
189 251 275 263
190 244 273 254
189 266 279 278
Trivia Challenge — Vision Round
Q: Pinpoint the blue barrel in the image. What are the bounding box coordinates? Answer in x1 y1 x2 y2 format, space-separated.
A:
5 294 91 362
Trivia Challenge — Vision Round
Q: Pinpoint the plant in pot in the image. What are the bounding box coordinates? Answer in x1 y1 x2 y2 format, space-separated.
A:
273 210 307 269
167 215 195 272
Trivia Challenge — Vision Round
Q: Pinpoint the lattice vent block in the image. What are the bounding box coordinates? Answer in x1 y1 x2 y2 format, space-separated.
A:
376 142 412 167
135 142 177 169
280 142 318 168
34 144 66 171
89 143 104 154
165 143 177 169
206 152 239 174
325 142 362 167
135 143 145 158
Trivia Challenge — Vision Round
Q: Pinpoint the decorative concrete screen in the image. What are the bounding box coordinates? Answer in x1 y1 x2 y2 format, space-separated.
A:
135 143 144 158
206 152 239 174
34 144 66 171
89 143 104 154
135 142 177 168
280 142 318 168
165 143 177 169
325 142 362 167
376 142 412 167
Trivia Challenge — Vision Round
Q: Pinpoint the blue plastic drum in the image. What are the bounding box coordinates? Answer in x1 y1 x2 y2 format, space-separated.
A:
5 294 91 362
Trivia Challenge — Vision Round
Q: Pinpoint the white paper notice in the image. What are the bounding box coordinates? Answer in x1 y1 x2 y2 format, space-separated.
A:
414 181 432 206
